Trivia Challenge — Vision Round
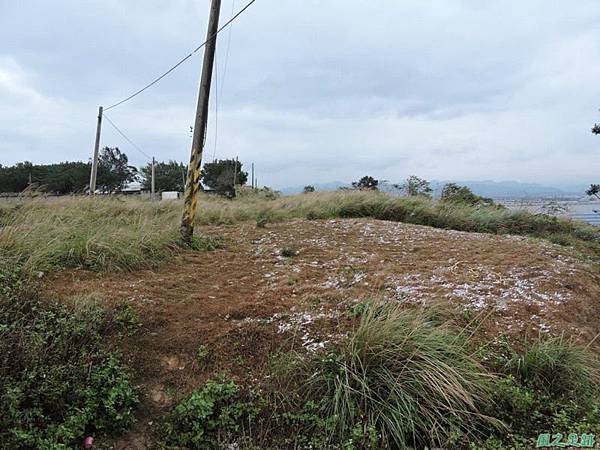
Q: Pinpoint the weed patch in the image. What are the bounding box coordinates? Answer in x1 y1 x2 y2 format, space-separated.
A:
160 377 261 449
0 268 139 448
280 247 298 258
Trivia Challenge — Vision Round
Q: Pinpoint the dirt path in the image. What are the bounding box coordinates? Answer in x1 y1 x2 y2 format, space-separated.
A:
46 219 600 448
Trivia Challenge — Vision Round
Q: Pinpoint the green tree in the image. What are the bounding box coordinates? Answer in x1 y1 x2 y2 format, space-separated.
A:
96 147 138 193
589 122 600 197
303 185 316 193
0 161 90 194
586 184 600 200
43 162 90 194
0 162 32 193
402 175 432 198
352 176 379 190
141 160 186 192
200 159 248 193
441 183 495 206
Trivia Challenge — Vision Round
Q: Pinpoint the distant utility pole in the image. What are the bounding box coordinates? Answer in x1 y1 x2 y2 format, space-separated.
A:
151 157 156 201
181 0 222 244
89 106 104 195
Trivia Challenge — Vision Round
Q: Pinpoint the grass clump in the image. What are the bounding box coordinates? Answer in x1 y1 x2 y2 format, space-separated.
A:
478 336 600 449
189 234 224 252
0 268 139 448
0 197 221 273
505 335 600 399
298 302 493 449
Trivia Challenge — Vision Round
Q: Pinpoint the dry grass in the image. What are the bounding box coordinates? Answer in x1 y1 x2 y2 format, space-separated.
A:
0 190 598 273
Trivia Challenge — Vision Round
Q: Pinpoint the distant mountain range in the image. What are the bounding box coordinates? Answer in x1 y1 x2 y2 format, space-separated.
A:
279 180 587 199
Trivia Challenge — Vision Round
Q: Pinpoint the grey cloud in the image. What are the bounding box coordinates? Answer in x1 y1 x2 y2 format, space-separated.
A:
1 0 600 188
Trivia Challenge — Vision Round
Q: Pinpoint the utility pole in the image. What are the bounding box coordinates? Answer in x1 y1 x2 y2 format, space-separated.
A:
151 157 156 201
181 0 222 244
89 106 103 195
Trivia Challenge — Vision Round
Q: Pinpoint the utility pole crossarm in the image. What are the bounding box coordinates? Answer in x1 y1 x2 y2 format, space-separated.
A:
181 0 222 244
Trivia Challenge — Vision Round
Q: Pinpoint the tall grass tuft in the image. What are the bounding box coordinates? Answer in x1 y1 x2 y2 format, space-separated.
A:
0 197 218 272
299 302 494 448
505 335 600 400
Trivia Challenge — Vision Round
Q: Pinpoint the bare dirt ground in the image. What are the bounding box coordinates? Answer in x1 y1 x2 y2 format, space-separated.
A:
46 219 600 449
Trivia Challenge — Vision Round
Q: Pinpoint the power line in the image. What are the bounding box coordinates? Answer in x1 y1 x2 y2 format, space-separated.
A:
220 0 236 99
104 0 257 111
103 113 152 161
212 0 236 161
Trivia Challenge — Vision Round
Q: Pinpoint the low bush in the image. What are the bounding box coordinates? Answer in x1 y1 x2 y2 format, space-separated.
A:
161 377 262 449
0 268 139 449
280 247 298 258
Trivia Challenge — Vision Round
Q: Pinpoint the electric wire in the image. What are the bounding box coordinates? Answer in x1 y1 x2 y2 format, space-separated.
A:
212 0 236 161
103 113 152 161
104 0 256 112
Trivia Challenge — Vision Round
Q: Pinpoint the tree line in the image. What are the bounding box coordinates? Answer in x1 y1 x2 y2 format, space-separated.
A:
341 175 497 206
0 148 248 195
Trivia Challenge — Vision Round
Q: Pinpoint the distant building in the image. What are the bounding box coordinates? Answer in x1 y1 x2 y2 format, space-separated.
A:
161 191 180 201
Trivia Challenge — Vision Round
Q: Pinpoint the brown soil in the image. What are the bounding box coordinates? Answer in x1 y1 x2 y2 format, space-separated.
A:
45 219 600 449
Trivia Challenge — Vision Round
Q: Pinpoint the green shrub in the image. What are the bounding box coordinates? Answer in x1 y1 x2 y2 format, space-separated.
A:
298 302 494 448
0 268 139 448
441 183 496 207
161 377 261 449
256 213 269 228
197 345 210 361
280 247 298 258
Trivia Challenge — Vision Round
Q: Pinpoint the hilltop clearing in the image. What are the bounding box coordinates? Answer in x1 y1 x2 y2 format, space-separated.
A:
3 192 600 449
45 218 600 448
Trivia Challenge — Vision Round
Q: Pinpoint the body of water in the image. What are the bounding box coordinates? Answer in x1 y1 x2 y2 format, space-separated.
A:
500 199 600 226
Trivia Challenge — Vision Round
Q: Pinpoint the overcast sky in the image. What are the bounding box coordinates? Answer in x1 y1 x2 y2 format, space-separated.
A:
1 0 600 188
